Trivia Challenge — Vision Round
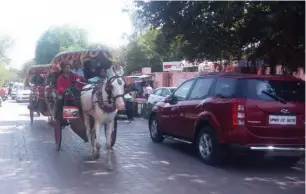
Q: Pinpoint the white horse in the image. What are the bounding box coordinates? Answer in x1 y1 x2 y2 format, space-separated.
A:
80 65 125 159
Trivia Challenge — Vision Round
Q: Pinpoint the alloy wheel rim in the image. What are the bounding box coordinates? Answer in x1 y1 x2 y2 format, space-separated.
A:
199 133 213 159
151 120 158 137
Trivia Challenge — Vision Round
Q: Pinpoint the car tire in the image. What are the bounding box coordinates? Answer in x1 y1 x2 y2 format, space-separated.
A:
195 126 226 165
273 156 301 166
149 115 164 143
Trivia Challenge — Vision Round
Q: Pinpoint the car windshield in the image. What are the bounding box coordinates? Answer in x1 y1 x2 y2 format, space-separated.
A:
18 85 24 90
247 79 305 102
170 88 176 93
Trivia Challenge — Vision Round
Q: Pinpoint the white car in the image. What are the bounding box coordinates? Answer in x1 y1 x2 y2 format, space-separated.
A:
16 84 31 102
11 83 18 99
148 87 176 105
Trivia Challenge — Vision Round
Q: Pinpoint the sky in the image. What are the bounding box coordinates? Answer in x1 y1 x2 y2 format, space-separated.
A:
0 0 133 69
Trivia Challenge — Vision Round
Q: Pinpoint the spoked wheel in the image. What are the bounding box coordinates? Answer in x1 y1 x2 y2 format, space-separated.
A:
54 120 62 151
29 109 34 125
47 103 54 125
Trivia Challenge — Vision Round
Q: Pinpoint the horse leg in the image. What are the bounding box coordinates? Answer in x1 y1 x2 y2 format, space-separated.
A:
103 122 114 170
83 114 94 155
105 120 114 150
93 120 101 159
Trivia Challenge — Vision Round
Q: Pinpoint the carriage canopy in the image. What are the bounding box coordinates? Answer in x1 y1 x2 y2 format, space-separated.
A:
51 49 116 71
24 64 51 87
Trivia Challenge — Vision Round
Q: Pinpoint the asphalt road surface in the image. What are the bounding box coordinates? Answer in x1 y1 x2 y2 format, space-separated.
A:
0 100 304 194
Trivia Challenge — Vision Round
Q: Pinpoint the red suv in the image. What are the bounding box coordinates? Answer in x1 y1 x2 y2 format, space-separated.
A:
149 73 305 165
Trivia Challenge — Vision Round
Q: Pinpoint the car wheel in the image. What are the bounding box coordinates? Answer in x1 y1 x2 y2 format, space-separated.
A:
149 115 164 143
273 156 301 166
196 126 226 165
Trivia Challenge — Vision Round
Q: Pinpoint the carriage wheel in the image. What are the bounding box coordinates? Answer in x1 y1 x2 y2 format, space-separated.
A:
47 104 54 125
54 120 62 151
30 109 34 125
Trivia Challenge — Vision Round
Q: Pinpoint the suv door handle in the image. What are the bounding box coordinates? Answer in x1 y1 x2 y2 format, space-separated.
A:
171 107 179 111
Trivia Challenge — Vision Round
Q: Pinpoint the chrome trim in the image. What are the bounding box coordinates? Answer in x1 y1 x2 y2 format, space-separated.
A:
250 146 305 151
280 109 290 114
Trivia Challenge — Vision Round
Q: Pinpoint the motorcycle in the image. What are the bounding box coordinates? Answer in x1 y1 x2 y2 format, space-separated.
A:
0 87 8 101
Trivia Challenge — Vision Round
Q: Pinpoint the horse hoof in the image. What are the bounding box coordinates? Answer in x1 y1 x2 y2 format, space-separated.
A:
96 143 101 150
93 152 100 159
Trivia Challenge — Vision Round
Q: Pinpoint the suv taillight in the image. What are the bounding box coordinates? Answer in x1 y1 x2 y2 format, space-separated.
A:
232 99 246 126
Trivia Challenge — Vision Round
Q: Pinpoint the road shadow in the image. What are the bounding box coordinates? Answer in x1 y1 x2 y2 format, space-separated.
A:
162 140 305 173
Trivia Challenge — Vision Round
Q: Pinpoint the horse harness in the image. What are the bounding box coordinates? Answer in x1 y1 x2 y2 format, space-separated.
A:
82 75 125 113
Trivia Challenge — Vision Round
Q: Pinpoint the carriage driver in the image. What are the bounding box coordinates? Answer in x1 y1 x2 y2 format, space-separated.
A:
55 61 85 122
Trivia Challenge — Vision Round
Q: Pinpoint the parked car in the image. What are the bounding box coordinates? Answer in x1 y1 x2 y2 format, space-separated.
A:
10 83 19 100
149 72 305 165
16 83 31 102
148 87 176 105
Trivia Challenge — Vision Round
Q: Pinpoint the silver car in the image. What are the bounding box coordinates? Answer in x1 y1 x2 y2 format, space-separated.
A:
148 87 176 105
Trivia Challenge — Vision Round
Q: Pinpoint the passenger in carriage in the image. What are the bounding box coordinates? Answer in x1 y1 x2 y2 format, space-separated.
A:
55 61 85 123
83 59 100 80
72 60 84 77
48 64 61 85
30 73 44 85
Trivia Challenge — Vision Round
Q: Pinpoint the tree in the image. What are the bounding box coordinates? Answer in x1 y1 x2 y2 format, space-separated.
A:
19 59 36 78
135 1 305 71
87 43 109 50
117 28 189 74
0 35 14 65
35 25 89 64
0 34 14 86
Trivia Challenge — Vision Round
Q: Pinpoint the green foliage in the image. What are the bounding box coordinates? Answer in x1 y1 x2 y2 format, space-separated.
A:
135 1 305 70
0 65 9 86
19 59 36 79
0 35 14 65
35 25 89 64
120 28 188 74
0 65 19 86
87 43 109 50
0 34 15 86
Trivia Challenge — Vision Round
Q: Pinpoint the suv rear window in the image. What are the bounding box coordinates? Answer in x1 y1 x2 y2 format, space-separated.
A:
214 78 238 98
246 79 305 102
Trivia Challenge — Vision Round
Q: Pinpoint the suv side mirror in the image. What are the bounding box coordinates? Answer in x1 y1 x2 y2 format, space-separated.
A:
164 95 172 103
165 95 178 104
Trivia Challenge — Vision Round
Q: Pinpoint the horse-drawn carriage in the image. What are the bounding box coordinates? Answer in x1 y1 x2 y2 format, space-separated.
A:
28 49 125 159
24 64 56 124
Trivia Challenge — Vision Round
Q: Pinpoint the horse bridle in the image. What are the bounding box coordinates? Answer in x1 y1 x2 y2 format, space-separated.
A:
105 75 125 102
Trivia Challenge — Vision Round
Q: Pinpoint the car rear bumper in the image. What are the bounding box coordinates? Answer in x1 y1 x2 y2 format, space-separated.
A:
249 146 305 152
226 126 305 145
230 144 305 157
17 96 30 101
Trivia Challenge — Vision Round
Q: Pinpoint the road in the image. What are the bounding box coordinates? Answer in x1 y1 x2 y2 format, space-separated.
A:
0 100 304 194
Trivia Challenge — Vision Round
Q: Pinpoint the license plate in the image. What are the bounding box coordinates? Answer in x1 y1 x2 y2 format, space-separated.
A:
63 106 80 120
269 115 296 125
